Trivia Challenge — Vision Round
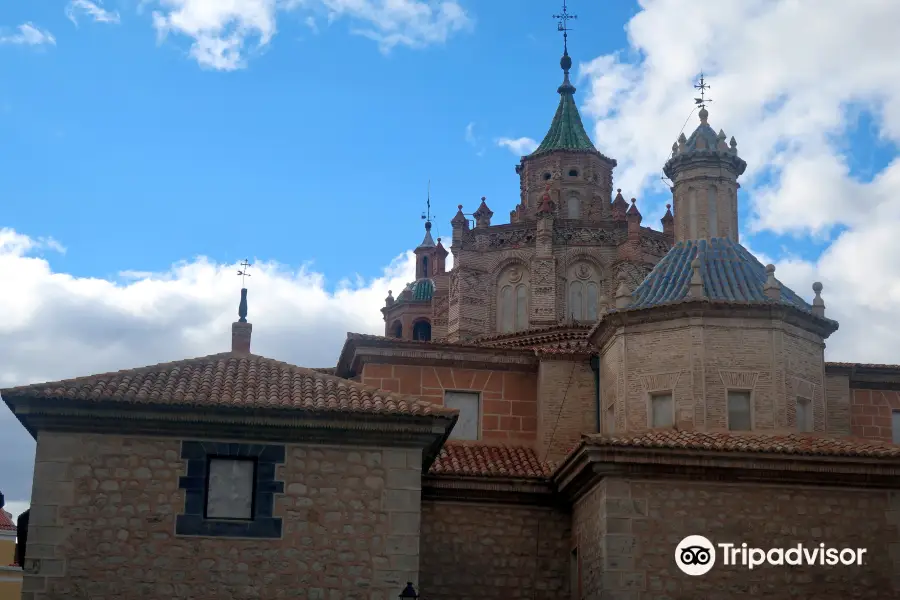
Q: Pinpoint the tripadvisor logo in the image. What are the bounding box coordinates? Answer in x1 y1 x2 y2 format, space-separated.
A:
675 535 868 575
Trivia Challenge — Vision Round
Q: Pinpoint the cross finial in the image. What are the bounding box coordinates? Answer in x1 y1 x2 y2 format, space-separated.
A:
553 0 577 58
694 73 712 110
421 180 432 224
237 259 252 287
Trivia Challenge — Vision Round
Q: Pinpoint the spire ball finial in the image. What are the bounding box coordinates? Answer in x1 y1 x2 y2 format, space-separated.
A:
457 204 463 209
666 203 671 209
560 52 572 73
813 281 823 293
766 264 776 274
699 107 709 123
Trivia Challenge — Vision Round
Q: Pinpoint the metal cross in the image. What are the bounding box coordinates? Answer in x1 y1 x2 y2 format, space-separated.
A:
694 73 712 109
553 0 577 53
421 180 432 223
237 259 252 287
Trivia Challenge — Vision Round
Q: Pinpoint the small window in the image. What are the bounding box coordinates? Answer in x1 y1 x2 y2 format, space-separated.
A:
445 391 480 440
796 397 813 433
568 169 578 177
727 391 752 431
893 410 900 444
206 458 256 520
650 393 674 428
543 172 552 180
570 548 580 600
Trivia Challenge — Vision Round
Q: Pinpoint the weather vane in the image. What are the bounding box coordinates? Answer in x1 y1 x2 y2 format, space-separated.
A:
694 73 712 109
421 180 432 223
237 259 252 287
553 0 577 54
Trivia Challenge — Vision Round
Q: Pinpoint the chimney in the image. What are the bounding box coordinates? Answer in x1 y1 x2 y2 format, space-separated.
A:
232 288 252 353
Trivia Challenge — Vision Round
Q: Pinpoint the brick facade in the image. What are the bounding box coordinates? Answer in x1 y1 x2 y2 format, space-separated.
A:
850 389 900 442
573 477 900 598
361 363 538 443
21 431 423 600
537 359 596 462
419 500 570 599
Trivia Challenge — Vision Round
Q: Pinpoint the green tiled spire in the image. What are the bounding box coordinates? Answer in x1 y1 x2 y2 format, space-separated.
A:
529 51 597 157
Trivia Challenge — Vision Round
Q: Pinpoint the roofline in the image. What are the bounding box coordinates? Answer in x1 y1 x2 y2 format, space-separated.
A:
588 298 839 349
825 362 900 390
335 333 538 379
553 441 900 502
5 395 457 470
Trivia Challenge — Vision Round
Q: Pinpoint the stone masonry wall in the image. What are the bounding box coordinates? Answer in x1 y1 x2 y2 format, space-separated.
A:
537 359 596 462
419 500 570 599
22 431 423 600
602 317 828 435
361 364 537 443
573 477 900 599
850 388 900 442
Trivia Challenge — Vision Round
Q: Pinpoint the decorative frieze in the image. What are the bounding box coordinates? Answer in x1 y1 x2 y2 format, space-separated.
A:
554 227 622 246
718 370 760 390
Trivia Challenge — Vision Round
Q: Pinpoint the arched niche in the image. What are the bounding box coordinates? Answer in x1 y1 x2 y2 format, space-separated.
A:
390 320 402 339
496 264 530 333
566 260 604 322
412 319 432 342
566 191 581 219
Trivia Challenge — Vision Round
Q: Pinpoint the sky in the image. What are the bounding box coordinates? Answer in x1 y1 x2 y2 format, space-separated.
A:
2 0 900 519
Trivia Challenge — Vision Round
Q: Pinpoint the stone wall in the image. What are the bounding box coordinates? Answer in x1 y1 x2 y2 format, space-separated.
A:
850 388 900 442
419 500 570 599
537 359 596 462
361 364 537 443
599 317 829 434
573 477 900 598
22 431 423 600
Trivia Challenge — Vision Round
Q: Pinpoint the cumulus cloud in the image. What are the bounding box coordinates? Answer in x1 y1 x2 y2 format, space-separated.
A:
148 0 472 70
577 0 900 361
66 0 122 26
0 23 56 46
496 136 538 156
0 227 415 511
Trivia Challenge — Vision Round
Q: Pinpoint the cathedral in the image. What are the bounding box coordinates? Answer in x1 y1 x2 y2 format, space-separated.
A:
3 34 900 600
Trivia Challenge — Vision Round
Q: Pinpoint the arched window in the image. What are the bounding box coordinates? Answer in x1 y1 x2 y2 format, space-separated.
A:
569 281 583 320
391 321 402 338
568 262 602 321
422 256 429 278
568 169 578 177
412 320 431 342
567 194 581 219
497 266 529 333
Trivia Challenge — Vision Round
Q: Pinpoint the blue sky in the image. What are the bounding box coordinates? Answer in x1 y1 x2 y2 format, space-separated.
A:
2 0 900 515
2 0 644 281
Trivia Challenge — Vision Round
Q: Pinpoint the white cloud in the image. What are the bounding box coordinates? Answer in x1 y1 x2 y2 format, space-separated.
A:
576 0 900 362
66 0 122 26
0 227 415 509
147 0 471 70
496 136 538 156
0 23 56 46
464 121 485 156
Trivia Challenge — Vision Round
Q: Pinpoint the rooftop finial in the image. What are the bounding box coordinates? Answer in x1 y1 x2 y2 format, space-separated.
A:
694 72 712 124
421 180 432 230
553 0 577 73
236 260 251 323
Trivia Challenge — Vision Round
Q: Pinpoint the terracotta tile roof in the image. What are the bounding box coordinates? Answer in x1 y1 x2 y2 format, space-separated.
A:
583 430 900 458
473 324 591 349
826 362 900 371
428 442 554 479
1 352 455 418
0 511 15 532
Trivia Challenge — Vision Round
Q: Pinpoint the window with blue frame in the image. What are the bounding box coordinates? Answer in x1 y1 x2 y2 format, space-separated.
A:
176 441 285 538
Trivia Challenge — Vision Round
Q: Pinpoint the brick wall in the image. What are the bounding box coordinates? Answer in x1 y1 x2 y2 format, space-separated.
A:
22 431 423 600
361 364 537 442
537 359 596 462
573 477 900 598
850 389 900 442
825 372 851 435
419 500 570 599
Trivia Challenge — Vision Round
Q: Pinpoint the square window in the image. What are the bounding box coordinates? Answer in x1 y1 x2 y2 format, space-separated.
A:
796 397 813 433
445 391 480 440
206 458 256 520
893 411 900 444
650 393 674 428
727 391 752 431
